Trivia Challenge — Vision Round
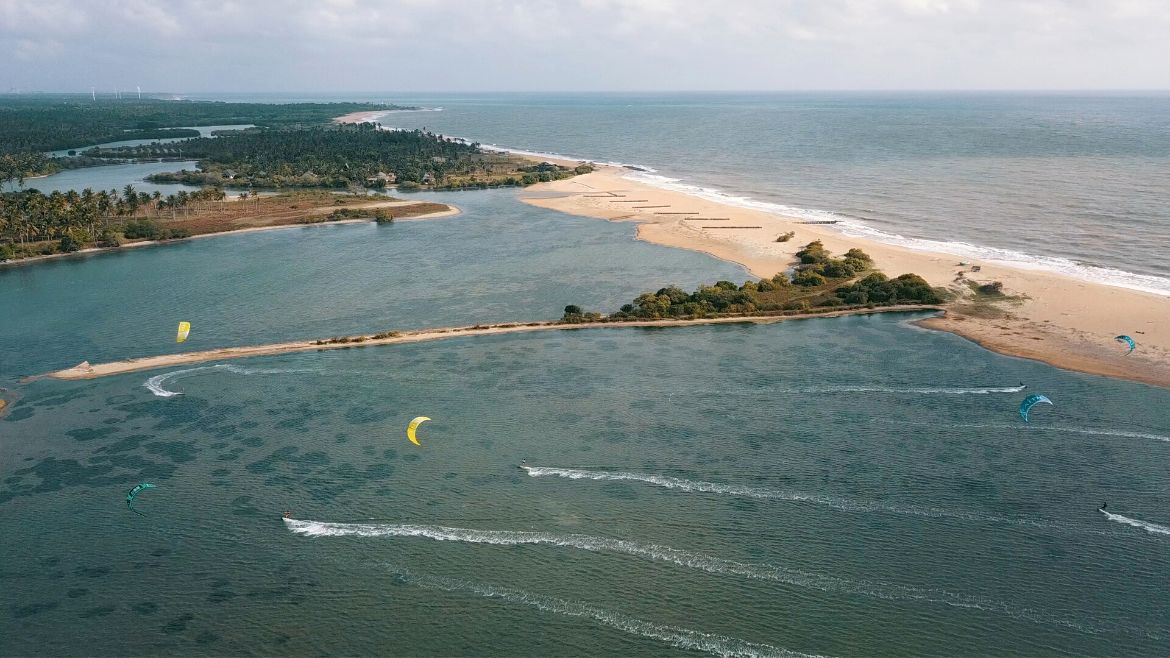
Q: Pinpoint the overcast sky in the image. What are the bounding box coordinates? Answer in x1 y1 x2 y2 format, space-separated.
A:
3 0 1169 93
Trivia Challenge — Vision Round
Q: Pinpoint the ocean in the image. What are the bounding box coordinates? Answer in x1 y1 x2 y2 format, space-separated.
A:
3 93 1170 656
358 92 1170 295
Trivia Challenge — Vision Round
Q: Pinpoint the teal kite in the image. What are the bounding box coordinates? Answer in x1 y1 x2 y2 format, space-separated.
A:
1018 394 1052 423
126 483 156 515
1115 335 1136 355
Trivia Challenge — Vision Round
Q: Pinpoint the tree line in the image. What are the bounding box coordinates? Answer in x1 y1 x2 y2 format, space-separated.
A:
562 242 944 322
0 185 223 260
0 97 395 154
133 124 582 190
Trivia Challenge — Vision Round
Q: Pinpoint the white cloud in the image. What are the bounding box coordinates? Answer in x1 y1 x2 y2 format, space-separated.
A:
0 0 1167 91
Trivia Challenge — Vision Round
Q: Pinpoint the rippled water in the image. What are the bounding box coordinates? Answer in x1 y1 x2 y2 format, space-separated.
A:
2 312 1169 656
3 105 1170 655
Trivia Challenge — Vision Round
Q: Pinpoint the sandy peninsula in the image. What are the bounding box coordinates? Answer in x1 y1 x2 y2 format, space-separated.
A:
42 308 940 382
521 167 1170 388
332 110 388 124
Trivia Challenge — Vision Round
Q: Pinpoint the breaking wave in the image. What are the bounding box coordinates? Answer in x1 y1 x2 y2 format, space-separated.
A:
624 172 1170 297
144 363 313 397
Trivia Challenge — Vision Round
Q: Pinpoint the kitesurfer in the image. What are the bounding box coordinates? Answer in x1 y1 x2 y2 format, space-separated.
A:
283 510 292 519
1099 502 1107 511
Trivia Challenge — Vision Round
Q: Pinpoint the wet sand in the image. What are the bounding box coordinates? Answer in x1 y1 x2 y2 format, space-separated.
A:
522 168 1170 388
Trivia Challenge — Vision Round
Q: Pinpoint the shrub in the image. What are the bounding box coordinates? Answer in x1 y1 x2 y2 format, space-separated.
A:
122 219 161 240
792 270 827 287
97 230 122 248
58 235 82 253
977 281 1004 296
796 240 829 264
775 231 795 243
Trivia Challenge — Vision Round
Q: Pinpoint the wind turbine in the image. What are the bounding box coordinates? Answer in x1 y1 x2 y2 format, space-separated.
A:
137 86 141 100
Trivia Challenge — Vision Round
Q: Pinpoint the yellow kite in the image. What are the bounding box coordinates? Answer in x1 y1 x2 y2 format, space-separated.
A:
406 416 431 446
176 322 191 343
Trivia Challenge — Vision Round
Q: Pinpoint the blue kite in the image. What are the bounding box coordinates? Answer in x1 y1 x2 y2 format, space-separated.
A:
1018 394 1052 423
126 483 156 516
1115 335 1136 355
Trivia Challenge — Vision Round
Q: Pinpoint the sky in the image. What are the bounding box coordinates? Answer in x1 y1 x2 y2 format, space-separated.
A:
2 0 1169 93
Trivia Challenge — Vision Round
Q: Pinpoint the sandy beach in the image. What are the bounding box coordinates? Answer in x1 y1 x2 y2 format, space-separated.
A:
41 307 940 381
522 167 1170 388
332 110 388 124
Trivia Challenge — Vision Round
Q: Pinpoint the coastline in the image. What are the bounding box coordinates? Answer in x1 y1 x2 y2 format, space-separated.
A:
40 307 941 381
0 200 460 269
521 167 1170 388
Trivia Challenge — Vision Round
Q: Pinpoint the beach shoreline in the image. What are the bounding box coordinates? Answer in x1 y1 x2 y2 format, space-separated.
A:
39 307 942 382
521 167 1170 388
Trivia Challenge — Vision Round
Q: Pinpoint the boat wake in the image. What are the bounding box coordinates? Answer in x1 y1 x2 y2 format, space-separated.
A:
382 565 819 658
1101 510 1170 536
288 519 1097 634
143 363 314 397
773 385 1026 395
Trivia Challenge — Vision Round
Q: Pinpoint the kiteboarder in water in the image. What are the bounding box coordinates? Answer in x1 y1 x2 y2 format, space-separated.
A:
1099 502 1107 511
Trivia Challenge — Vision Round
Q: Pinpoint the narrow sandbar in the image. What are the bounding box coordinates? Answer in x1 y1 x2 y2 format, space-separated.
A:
41 307 941 382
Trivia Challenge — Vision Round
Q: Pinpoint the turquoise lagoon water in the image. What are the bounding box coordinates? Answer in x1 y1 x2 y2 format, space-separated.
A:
2 310 1169 656
3 95 1170 656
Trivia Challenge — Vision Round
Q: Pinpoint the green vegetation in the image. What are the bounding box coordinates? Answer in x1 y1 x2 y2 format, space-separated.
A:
326 207 396 223
0 96 397 185
0 97 393 154
561 242 944 323
0 185 218 260
775 231 795 242
139 124 581 191
0 153 58 187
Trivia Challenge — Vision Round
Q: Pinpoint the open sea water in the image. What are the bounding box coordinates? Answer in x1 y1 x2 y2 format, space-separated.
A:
3 94 1170 656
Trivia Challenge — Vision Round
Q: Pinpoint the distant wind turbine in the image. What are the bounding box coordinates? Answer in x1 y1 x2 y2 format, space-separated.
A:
137 86 141 100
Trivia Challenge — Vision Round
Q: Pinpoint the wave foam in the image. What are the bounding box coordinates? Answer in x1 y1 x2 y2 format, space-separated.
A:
624 172 1170 297
143 364 313 397
1102 511 1170 536
289 519 1097 633
384 566 817 658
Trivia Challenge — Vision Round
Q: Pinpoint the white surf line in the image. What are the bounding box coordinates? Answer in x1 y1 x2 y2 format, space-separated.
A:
1101 510 1170 537
286 519 1100 634
383 565 824 658
143 363 316 397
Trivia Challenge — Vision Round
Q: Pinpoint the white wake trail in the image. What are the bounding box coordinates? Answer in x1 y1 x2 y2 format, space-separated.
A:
385 566 820 658
773 385 1026 395
1101 510 1170 536
285 519 1097 632
143 363 314 397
